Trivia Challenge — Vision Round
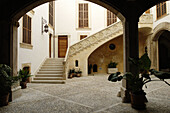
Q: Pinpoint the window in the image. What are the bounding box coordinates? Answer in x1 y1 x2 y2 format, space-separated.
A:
156 2 167 19
109 44 116 50
79 3 88 28
75 60 78 67
49 1 54 26
93 64 97 72
107 10 117 26
80 35 87 40
23 14 31 44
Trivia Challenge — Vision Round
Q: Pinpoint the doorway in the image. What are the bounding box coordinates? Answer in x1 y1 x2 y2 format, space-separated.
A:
158 31 170 72
58 35 68 58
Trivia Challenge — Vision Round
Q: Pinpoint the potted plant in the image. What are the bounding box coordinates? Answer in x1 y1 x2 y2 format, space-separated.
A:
18 69 32 89
107 61 118 74
76 69 82 77
68 69 76 78
0 64 19 107
68 69 73 78
108 50 170 110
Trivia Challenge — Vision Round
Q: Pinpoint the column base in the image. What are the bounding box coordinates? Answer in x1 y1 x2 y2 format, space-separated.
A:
11 86 22 100
120 87 131 103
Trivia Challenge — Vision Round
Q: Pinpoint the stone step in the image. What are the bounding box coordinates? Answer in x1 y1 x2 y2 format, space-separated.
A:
41 67 63 70
46 58 64 60
37 71 63 74
32 58 65 84
35 74 63 77
44 62 63 64
43 64 63 66
44 62 63 65
45 60 63 62
31 80 65 84
33 77 63 80
39 69 63 71
44 61 63 63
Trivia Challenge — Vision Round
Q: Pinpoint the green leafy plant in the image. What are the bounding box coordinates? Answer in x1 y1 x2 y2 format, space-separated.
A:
18 69 32 82
108 61 118 68
0 64 19 96
76 69 82 74
68 68 76 78
108 51 170 94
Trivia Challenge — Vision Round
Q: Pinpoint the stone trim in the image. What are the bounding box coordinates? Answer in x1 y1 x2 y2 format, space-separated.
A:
152 22 170 41
76 28 92 31
20 43 33 49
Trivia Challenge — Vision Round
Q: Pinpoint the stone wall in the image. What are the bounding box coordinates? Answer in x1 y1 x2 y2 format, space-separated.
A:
88 32 148 74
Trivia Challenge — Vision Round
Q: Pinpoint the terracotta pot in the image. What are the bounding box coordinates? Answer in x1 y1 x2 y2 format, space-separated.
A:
130 93 146 110
26 77 31 83
0 93 10 107
77 74 81 77
20 81 27 89
71 73 77 77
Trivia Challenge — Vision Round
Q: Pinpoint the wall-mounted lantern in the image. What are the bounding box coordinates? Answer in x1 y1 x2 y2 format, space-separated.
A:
42 17 49 34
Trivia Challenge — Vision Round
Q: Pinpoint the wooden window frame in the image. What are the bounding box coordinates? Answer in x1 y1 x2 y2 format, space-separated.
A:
107 10 117 26
156 2 167 19
23 14 32 44
78 3 89 28
80 35 87 40
49 1 54 27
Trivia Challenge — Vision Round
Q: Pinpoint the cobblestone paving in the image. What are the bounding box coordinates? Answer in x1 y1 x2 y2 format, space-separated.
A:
0 75 170 113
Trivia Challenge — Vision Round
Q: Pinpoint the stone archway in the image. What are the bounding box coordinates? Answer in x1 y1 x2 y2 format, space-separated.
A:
158 31 170 72
0 0 168 103
152 22 170 41
151 22 170 71
12 0 124 22
8 0 125 101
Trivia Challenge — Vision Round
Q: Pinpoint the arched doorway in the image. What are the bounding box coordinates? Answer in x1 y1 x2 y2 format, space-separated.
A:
158 30 170 72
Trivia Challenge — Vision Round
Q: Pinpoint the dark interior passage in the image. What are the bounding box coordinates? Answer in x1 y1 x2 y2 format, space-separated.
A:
158 30 170 72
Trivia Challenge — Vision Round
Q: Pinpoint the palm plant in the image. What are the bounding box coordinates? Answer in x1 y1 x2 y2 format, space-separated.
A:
0 64 19 96
18 69 32 82
0 64 19 106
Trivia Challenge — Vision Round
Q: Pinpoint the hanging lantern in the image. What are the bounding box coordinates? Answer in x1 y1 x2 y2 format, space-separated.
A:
44 24 49 33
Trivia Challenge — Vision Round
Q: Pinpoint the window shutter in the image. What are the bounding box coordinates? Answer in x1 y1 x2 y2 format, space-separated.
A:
49 1 54 26
23 15 31 44
79 3 88 28
107 10 117 26
156 2 166 19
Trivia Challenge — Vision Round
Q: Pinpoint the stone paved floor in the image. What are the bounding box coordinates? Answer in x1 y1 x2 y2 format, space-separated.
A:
0 75 170 113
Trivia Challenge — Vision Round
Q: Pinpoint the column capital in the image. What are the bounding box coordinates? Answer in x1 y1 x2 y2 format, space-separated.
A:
122 17 139 24
10 19 20 27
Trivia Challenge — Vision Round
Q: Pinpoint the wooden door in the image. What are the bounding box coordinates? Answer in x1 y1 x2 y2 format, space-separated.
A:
58 36 68 58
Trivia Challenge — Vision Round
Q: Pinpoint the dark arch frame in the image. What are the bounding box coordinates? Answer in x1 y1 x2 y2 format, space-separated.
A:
12 0 125 22
0 0 168 102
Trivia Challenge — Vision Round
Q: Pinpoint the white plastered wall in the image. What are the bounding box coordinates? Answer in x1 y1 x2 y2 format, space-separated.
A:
18 3 52 75
151 1 170 29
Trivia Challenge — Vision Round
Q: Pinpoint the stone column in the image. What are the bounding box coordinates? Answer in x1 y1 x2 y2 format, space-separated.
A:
121 18 139 103
0 19 21 101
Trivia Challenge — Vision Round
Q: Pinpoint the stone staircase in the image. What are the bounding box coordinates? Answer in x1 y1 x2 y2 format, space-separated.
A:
63 14 153 77
32 58 65 84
